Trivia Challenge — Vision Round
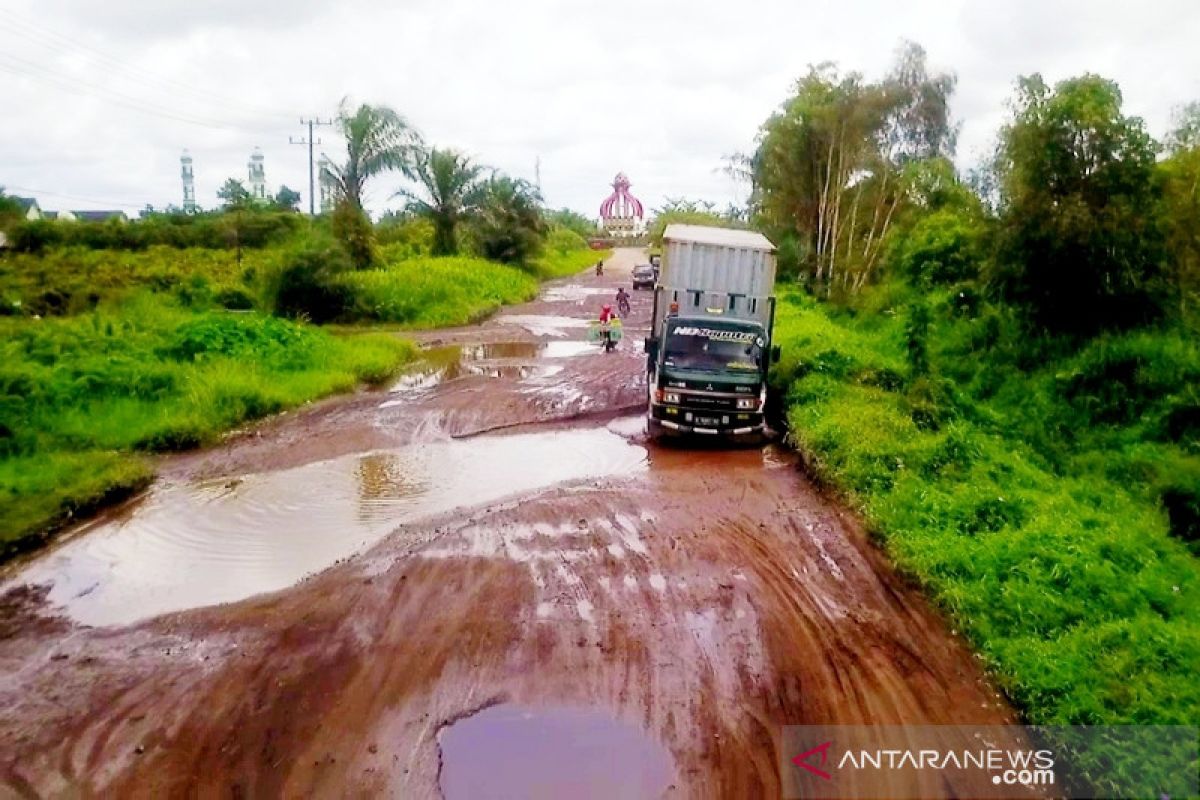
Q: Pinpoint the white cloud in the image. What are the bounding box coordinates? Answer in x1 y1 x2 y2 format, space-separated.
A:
2 0 1198 218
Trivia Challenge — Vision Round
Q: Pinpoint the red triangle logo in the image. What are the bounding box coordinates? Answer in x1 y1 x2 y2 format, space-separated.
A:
792 740 833 780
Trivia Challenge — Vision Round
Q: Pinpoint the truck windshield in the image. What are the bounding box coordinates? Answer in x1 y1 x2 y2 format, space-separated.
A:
663 324 763 373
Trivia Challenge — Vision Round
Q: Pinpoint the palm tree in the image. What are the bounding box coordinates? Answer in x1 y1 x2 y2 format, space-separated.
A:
471 175 547 264
396 148 485 256
322 100 422 212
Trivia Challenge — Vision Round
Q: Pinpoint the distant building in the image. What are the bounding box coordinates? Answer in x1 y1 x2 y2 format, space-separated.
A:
248 147 266 201
71 210 129 223
12 196 41 221
181 150 197 213
599 173 645 237
318 154 335 213
42 210 78 221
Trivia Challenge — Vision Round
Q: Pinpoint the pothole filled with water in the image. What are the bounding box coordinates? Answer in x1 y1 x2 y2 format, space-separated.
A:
495 315 590 338
387 341 592 398
438 704 674 800
6 428 647 627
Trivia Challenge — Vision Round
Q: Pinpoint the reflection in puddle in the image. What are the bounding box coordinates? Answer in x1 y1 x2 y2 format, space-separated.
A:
387 341 588 398
540 340 595 358
496 315 589 338
542 284 612 304
8 429 647 626
438 704 673 800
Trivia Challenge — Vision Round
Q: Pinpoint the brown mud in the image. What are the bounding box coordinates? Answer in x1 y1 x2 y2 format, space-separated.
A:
0 248 1019 798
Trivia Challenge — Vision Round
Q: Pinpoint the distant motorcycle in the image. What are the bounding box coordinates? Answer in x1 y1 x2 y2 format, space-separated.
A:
617 293 631 317
595 261 604 276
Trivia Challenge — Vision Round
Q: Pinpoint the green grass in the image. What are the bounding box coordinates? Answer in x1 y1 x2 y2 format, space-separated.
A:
771 288 1200 728
0 245 278 316
339 256 541 328
0 233 606 556
0 293 415 555
339 247 613 328
531 244 611 280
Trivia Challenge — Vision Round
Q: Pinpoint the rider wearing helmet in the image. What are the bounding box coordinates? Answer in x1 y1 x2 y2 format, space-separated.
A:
599 304 616 352
615 287 630 316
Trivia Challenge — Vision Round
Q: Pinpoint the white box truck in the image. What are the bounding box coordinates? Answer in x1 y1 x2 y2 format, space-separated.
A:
644 224 780 439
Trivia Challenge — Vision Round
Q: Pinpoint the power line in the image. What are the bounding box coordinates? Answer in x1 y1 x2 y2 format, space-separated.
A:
1 184 146 211
0 53 285 136
0 9 295 122
290 118 334 215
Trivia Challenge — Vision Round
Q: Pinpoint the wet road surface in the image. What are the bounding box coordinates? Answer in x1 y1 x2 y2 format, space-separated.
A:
0 248 1019 797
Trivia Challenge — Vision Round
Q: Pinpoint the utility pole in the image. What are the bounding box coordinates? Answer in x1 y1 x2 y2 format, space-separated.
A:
290 117 333 215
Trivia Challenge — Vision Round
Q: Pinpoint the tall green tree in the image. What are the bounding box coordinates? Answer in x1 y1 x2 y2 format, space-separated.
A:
752 42 956 293
273 185 302 212
320 101 421 268
990 74 1167 333
396 148 484 256
545 208 599 239
216 178 251 209
471 175 547 265
647 198 732 245
321 101 422 212
0 187 23 227
1159 102 1200 324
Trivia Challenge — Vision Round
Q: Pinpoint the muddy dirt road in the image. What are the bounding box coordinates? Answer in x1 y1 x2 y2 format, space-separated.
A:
0 248 1019 798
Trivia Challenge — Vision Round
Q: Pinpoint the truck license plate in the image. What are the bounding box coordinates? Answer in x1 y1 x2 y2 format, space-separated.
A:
695 416 721 426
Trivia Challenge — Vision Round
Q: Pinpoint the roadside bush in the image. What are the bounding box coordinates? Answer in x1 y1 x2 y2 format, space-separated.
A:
0 293 415 550
215 286 256 310
772 288 1200 733
893 209 983 286
265 237 353 323
340 255 538 328
544 227 588 256
8 219 63 254
331 201 377 269
376 217 434 258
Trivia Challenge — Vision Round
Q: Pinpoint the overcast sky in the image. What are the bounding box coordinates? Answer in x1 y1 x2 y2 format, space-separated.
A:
2 0 1198 219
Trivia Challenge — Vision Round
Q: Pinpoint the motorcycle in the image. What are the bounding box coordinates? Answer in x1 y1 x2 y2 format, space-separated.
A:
617 293 631 317
595 261 604 276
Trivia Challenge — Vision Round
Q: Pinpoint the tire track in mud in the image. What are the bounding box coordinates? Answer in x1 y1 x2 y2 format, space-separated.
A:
1 248 1018 797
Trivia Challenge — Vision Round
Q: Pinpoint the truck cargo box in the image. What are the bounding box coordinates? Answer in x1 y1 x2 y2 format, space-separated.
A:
655 225 777 331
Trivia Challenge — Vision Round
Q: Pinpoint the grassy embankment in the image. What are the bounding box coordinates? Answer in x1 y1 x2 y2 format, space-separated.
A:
0 239 605 556
339 243 605 328
770 285 1200 730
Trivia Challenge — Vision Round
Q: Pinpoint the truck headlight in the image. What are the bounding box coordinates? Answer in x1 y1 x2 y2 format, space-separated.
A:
664 392 681 404
736 397 758 410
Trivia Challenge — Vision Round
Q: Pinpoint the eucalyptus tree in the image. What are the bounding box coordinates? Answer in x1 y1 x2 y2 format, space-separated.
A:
752 42 957 294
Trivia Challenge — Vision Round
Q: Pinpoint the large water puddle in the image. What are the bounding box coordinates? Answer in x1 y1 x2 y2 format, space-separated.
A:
496 314 589 338
438 704 674 799
7 428 648 627
542 284 613 304
385 341 592 402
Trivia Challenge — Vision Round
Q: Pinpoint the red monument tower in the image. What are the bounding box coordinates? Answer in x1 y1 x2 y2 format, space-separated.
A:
599 172 645 237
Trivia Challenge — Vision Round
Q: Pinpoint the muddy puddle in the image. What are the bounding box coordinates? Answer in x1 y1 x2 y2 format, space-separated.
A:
385 341 592 401
438 704 674 799
496 314 590 338
6 428 648 627
542 284 613 304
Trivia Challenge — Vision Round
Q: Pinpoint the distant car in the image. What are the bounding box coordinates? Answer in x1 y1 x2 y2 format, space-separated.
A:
632 264 656 290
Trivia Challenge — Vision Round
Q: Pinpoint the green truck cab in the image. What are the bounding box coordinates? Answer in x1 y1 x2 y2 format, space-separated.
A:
644 225 779 439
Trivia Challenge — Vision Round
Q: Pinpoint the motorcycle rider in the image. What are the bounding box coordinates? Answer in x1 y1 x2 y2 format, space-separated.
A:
598 303 617 352
595 259 604 276
615 287 631 317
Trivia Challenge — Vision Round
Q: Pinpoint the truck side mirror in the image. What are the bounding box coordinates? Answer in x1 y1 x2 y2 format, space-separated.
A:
771 345 781 364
